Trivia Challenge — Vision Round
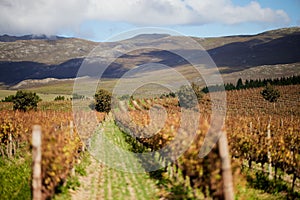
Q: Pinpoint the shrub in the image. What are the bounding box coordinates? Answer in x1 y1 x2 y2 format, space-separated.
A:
12 91 41 111
94 89 112 113
177 82 203 109
54 95 65 101
1 94 15 102
119 94 131 101
160 92 176 99
261 83 280 103
177 85 198 109
72 93 85 100
191 82 203 102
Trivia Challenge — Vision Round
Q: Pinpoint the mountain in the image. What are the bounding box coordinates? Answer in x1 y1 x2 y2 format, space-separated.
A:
0 34 66 42
206 30 300 70
0 27 299 86
122 33 170 42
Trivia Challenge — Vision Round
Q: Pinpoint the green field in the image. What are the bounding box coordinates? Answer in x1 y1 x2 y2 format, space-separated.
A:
0 78 121 102
0 89 72 101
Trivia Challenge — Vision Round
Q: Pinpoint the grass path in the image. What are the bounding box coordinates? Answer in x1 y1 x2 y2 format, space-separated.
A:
71 117 159 200
70 156 102 200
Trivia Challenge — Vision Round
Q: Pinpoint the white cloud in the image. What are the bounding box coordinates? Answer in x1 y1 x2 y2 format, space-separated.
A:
0 0 290 35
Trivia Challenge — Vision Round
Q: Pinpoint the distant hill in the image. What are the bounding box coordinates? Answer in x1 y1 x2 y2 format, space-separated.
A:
0 27 299 86
207 31 300 70
0 34 66 42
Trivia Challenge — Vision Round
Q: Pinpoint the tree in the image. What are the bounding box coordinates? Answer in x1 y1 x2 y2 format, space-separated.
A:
177 84 198 109
72 93 85 100
225 83 236 91
236 78 243 90
94 89 112 113
261 83 280 103
1 94 15 102
12 91 41 111
191 82 203 102
54 95 65 101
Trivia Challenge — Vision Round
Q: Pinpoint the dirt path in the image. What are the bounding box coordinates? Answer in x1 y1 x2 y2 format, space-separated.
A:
71 118 159 200
70 156 102 200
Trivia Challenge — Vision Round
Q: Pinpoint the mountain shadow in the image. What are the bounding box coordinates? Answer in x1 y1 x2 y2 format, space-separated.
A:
208 34 300 70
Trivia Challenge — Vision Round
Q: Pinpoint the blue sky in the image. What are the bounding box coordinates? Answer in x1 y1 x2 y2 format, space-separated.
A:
0 0 299 41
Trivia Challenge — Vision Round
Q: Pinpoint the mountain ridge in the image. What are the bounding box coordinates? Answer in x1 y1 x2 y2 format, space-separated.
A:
0 27 299 86
0 34 68 42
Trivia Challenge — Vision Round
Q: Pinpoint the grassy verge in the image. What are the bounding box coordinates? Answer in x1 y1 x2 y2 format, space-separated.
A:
0 153 32 200
89 119 159 200
243 169 299 199
0 89 72 102
53 151 92 200
0 101 72 111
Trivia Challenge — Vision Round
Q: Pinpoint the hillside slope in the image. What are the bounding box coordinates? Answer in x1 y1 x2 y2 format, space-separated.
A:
0 27 299 85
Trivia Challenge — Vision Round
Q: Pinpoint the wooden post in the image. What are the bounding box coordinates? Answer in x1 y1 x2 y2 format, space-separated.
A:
8 133 12 157
70 121 74 139
267 118 272 179
218 131 234 200
71 167 75 177
32 125 42 200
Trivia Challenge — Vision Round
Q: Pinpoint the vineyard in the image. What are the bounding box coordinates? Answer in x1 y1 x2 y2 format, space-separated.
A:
0 109 105 199
113 84 300 199
0 84 299 199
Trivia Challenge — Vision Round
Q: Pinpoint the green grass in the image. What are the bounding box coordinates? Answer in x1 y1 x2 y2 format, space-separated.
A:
24 78 118 95
0 154 32 200
75 151 92 176
88 119 159 200
235 184 287 200
38 101 72 111
53 151 91 200
0 90 15 99
52 175 79 200
0 101 72 111
0 77 119 102
0 89 72 102
26 82 74 95
38 93 72 101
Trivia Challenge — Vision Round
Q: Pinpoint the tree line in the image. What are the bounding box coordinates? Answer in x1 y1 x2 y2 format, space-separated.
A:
202 75 300 93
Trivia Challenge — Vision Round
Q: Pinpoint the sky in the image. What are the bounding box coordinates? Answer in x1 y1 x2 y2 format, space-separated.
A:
0 0 299 41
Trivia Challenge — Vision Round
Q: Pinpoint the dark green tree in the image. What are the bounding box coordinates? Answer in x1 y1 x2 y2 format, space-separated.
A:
12 91 41 111
1 94 15 102
54 95 65 101
225 83 236 91
94 89 112 113
261 83 280 103
236 78 244 90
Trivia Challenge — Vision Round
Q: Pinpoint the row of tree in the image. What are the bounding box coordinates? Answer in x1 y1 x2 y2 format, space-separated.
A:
202 75 300 93
94 80 282 113
0 75 289 112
